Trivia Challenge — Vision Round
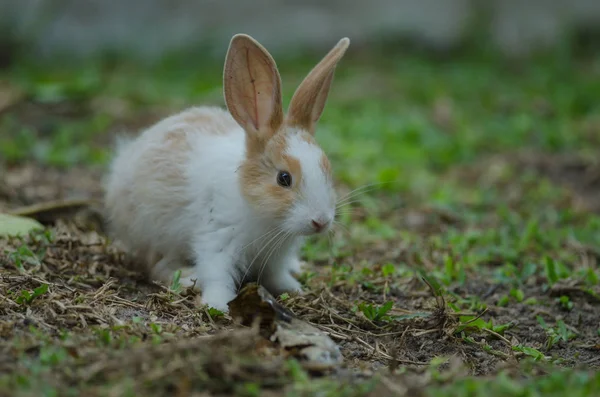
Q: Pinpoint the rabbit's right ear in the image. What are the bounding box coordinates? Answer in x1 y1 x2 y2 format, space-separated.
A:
224 34 284 153
286 38 350 135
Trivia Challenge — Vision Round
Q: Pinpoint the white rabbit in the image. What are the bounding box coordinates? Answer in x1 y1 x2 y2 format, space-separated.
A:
104 34 350 311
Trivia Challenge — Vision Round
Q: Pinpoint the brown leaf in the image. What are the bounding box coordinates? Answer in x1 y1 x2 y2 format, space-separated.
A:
228 283 343 371
9 199 104 231
229 283 294 334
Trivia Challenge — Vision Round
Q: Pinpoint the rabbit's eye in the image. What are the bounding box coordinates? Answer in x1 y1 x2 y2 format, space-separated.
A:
277 171 292 188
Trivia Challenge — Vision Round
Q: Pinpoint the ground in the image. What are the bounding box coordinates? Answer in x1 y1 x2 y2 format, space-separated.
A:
0 45 599 396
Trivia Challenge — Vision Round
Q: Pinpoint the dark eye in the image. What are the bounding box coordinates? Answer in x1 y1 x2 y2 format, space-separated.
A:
277 171 292 188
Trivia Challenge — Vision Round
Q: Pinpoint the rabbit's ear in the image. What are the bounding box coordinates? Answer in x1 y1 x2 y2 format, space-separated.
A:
286 38 350 135
224 34 284 152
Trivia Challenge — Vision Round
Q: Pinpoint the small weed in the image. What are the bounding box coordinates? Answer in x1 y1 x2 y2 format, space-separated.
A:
544 257 571 287
442 254 466 285
497 295 510 307
509 288 525 302
329 263 353 286
512 345 547 361
38 345 69 366
15 283 49 305
419 270 444 297
381 263 395 277
235 382 261 397
149 323 163 344
150 323 162 335
132 316 143 324
448 294 488 312
169 269 182 293
582 268 599 286
456 315 513 335
498 287 527 307
358 301 393 322
537 317 577 349
279 292 290 301
95 328 112 347
286 359 309 383
297 271 317 285
556 295 573 311
8 244 42 271
393 312 432 321
524 297 539 305
207 307 225 319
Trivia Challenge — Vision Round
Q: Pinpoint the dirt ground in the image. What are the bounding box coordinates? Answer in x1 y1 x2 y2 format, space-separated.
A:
1 162 599 396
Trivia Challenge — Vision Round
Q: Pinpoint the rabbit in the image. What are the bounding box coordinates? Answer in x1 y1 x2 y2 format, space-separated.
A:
104 33 350 311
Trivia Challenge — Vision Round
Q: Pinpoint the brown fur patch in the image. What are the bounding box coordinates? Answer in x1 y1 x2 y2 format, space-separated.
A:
298 131 316 145
245 135 265 158
141 128 191 207
320 153 332 175
179 107 240 135
281 154 302 191
181 112 214 127
240 158 294 217
268 132 289 157
239 132 303 217
164 129 191 151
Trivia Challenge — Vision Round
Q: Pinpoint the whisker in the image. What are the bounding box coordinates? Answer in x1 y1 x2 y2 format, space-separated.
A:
336 199 368 209
333 221 352 237
336 183 378 202
236 226 283 285
257 231 291 285
239 228 286 287
335 211 357 219
236 226 282 256
334 220 351 232
336 190 376 205
335 206 359 213
336 181 390 204
335 208 363 220
335 190 379 210
336 201 379 218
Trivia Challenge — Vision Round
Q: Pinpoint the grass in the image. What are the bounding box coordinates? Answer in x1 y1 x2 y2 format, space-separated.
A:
0 42 599 396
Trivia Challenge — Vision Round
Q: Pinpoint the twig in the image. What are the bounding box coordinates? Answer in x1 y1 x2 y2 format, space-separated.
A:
481 327 513 347
461 308 488 326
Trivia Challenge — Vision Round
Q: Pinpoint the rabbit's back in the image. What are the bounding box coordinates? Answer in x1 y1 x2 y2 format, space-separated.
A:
104 106 244 261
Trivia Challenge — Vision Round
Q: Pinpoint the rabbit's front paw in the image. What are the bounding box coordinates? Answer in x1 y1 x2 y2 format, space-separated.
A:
263 271 303 297
286 257 305 275
176 268 200 290
200 285 237 312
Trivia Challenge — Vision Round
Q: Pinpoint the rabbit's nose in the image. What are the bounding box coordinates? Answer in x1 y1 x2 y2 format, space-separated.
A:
311 219 327 233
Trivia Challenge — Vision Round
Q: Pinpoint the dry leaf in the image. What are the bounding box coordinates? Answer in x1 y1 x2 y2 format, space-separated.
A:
0 213 44 237
229 284 343 371
9 199 104 231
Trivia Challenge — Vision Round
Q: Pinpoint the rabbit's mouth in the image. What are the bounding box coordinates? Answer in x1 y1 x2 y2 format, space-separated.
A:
296 217 333 236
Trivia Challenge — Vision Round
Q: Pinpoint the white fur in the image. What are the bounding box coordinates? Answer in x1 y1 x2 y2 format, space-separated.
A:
285 129 336 234
104 108 326 311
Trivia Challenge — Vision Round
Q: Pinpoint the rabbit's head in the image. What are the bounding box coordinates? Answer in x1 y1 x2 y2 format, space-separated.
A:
224 34 349 236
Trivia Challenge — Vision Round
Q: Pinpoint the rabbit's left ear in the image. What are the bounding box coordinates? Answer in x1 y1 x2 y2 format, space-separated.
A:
224 34 284 153
286 38 350 135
